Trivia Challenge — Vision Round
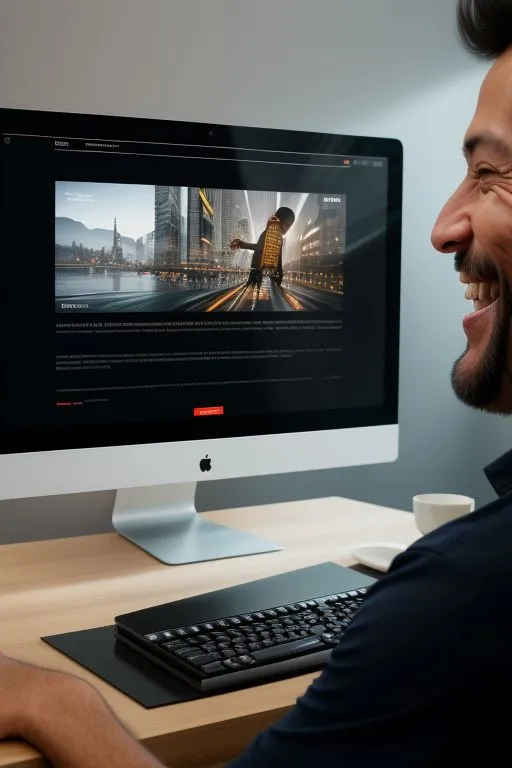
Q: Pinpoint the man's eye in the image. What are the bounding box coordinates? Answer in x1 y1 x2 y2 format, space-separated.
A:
476 167 495 178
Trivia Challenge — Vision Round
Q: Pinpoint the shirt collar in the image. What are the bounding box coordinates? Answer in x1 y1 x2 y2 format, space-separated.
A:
484 448 512 497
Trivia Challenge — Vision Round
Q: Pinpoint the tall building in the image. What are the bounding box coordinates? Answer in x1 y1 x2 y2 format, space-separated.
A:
180 187 188 263
110 218 124 264
154 186 181 266
187 188 215 263
144 231 155 264
238 218 250 241
135 236 145 262
299 194 346 271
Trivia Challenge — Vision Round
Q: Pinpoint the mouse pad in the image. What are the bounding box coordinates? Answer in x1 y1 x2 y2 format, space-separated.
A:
42 562 378 709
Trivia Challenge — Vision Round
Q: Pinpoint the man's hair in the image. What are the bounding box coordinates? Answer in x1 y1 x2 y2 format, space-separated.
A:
275 206 295 225
457 0 512 59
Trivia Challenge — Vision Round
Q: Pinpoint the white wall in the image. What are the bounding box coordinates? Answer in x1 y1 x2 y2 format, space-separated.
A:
0 0 498 543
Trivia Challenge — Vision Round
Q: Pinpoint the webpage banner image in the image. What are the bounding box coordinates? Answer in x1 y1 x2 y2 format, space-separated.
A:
54 182 346 314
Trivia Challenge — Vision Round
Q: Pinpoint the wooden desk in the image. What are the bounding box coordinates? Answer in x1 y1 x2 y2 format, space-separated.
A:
0 497 419 768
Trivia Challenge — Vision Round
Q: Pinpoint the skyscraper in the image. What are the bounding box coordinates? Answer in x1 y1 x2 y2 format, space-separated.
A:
135 236 145 263
187 188 215 263
144 231 155 264
154 186 181 266
298 194 346 272
111 218 124 264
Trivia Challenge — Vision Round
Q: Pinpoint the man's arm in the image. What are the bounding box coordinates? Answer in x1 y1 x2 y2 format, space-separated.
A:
227 546 505 768
230 238 257 250
0 655 163 768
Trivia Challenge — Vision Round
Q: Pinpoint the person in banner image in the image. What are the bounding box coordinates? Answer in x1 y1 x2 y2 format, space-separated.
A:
230 206 295 287
7 1 512 766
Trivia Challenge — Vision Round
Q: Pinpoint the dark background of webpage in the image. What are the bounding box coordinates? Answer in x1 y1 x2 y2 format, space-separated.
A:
1 139 392 450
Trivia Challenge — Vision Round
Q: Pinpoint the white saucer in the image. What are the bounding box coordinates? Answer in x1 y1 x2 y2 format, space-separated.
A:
351 542 407 573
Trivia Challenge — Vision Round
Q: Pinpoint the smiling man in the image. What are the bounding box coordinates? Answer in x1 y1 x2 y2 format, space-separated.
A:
4 2 512 767
432 36 512 412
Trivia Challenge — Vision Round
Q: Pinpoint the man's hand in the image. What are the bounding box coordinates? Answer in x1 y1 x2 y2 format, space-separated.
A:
0 653 165 767
0 653 41 739
230 237 242 250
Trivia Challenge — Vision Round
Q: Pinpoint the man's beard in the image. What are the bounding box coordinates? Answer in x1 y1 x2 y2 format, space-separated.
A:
451 318 510 411
451 249 512 413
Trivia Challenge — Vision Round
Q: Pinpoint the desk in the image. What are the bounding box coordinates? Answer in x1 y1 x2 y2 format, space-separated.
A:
0 497 419 768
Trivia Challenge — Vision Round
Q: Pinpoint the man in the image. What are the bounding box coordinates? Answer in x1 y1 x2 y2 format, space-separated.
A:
230 206 295 287
3 2 512 765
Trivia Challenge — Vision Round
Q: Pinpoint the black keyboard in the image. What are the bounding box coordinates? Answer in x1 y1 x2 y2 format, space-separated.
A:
115 587 368 692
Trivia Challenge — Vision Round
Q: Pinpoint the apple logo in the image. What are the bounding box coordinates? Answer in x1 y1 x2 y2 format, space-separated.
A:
199 455 212 473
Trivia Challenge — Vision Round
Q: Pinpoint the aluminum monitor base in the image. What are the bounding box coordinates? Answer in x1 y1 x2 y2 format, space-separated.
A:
112 482 282 565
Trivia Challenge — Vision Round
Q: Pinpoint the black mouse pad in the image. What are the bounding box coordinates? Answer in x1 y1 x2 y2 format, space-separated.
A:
43 624 203 707
42 562 378 708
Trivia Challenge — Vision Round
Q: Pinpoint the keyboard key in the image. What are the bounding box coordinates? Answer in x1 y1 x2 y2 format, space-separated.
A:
175 628 189 637
201 661 225 675
174 646 204 659
201 623 215 631
144 633 161 642
188 626 201 634
252 636 324 662
161 630 174 640
229 617 242 625
162 640 186 651
223 658 242 669
189 652 221 667
238 655 256 665
240 614 254 623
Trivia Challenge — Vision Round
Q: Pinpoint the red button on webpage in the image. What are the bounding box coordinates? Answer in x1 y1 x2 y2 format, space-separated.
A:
194 406 224 417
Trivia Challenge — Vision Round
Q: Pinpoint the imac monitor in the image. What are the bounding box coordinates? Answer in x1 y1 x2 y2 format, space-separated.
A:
0 109 402 564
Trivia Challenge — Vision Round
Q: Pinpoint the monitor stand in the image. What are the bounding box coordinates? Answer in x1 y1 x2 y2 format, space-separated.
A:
112 482 283 565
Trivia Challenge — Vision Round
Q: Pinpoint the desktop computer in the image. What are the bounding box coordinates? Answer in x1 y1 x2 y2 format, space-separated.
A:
0 108 402 692
0 108 402 570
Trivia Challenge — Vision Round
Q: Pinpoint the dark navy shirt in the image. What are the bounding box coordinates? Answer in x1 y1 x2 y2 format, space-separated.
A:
229 451 512 767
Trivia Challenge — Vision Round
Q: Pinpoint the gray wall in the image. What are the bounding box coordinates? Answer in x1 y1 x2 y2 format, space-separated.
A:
0 0 503 544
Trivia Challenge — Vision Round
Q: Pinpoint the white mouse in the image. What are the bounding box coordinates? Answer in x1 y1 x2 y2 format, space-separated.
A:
351 542 407 573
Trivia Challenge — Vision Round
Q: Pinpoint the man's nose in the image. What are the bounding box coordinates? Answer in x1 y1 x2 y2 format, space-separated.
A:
431 186 473 254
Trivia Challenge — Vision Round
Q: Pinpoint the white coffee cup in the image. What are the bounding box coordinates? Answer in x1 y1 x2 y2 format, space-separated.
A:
413 493 475 535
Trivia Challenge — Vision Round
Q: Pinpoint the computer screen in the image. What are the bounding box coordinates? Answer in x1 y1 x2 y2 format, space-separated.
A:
0 109 402 563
